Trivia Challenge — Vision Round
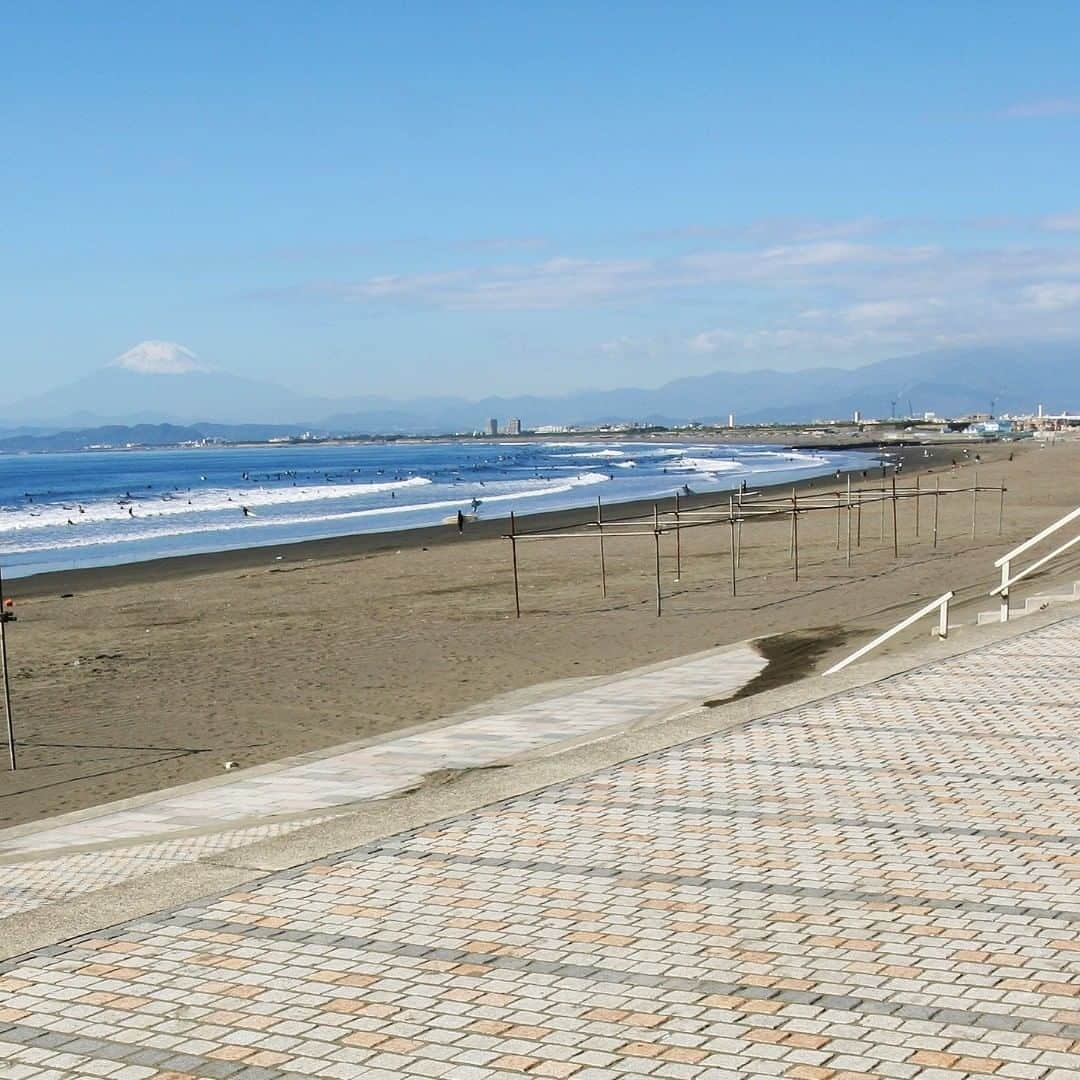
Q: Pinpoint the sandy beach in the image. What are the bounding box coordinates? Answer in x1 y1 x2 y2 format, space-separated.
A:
1 436 1077 829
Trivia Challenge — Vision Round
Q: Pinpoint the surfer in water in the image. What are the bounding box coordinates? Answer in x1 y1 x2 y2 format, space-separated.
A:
471 498 482 513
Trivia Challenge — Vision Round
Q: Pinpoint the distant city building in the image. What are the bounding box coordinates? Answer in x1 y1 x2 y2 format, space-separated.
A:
852 409 861 424
486 417 498 436
534 424 569 434
728 413 736 428
967 419 1013 435
506 417 522 435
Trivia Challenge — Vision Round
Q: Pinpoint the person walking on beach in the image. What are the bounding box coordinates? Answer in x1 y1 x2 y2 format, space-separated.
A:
457 510 465 533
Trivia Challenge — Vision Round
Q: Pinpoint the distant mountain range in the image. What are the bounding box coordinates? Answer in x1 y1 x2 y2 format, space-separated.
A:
3 344 1078 449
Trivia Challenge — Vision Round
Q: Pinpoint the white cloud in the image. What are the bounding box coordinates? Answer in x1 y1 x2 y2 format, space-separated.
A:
256 233 1080 366
841 299 942 325
111 341 207 375
1041 212 1080 232
1003 99 1080 118
1022 282 1080 311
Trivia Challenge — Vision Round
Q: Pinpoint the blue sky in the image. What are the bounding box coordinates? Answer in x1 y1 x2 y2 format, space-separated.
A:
5 1 1080 403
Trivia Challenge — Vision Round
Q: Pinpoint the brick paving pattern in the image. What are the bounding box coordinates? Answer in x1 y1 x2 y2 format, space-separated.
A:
0 643 765 919
0 618 1077 1078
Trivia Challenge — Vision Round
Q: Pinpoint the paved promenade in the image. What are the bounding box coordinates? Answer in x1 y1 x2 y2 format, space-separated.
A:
0 643 766 919
0 617 1077 1078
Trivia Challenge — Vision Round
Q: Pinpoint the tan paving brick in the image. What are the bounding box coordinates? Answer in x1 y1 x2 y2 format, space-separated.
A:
0 618 1078 1078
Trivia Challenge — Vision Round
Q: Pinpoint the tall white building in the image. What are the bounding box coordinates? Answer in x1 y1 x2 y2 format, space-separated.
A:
506 417 522 435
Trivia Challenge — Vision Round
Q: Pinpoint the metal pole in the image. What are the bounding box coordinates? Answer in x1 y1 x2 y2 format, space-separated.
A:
914 474 920 538
891 475 899 558
845 476 852 568
835 491 841 550
971 470 978 541
653 504 662 616
880 474 886 540
857 489 862 547
998 480 1005 537
0 567 15 771
674 491 682 581
933 477 940 548
597 496 607 598
509 512 521 619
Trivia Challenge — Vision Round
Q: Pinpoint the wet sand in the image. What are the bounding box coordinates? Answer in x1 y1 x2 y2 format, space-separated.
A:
1 437 1077 829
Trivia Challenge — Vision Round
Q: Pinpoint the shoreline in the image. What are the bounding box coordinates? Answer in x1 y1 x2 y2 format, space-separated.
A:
6 439 957 598
0 435 1064 831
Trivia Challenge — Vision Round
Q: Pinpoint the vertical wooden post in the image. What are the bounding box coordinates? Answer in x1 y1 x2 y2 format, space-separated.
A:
914 474 921 538
597 496 607 598
509 511 521 619
845 476 852 568
971 470 979 541
728 496 737 597
0 567 14 772
653 503 662 617
879 472 886 540
736 488 743 568
674 491 682 581
998 480 1006 536
789 487 796 560
792 490 800 582
891 475 899 558
835 491 842 550
933 477 940 548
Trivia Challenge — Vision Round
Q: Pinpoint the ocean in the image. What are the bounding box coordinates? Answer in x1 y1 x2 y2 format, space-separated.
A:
0 440 875 578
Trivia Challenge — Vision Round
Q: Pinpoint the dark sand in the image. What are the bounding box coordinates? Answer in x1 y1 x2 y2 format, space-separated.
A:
1 437 1077 829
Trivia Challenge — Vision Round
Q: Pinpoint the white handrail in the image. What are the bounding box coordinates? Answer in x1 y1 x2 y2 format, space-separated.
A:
993 504 1080 622
823 591 953 676
990 531 1080 596
994 505 1080 567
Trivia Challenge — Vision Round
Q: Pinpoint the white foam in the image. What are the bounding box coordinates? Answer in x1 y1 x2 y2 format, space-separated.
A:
0 472 611 555
667 458 743 474
554 449 626 459
0 476 432 535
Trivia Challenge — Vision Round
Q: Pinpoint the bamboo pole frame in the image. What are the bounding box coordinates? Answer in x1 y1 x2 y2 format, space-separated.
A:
845 475 852 568
792 488 800 582
653 503 662 617
503 478 1002 617
933 477 941 547
509 511 521 619
891 475 899 558
971 469 979 540
597 496 607 598
0 567 14 772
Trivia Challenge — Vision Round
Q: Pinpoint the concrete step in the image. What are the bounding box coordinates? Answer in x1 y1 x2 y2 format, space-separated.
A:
976 580 1080 625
